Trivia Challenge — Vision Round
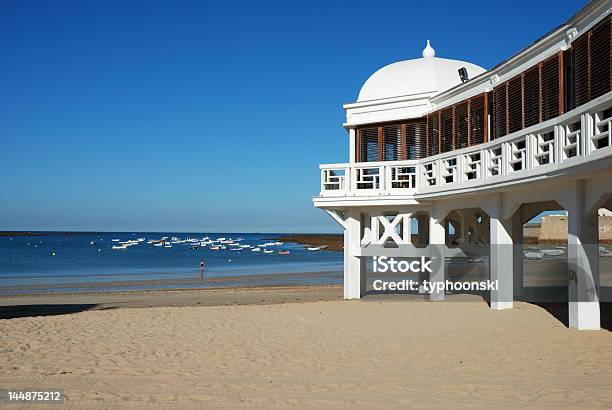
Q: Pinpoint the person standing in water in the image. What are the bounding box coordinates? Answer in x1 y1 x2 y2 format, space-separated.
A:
200 258 206 278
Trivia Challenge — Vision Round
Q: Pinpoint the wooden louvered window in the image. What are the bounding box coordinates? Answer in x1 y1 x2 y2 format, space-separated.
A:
405 120 426 160
358 127 379 162
455 102 469 149
470 94 486 145
440 108 454 153
493 84 507 139
568 16 611 110
382 125 401 161
507 76 523 133
571 33 590 108
523 65 540 127
590 16 611 100
428 113 440 156
541 55 560 121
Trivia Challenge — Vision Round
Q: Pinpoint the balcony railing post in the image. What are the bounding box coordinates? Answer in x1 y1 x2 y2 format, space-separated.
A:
526 133 533 171
554 125 562 164
581 113 589 156
320 169 325 195
480 149 486 180
344 166 351 193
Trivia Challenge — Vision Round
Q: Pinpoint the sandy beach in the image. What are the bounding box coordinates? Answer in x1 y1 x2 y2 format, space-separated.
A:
1 286 611 409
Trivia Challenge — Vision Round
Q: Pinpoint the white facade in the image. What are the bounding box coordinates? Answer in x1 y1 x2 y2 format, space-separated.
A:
314 0 612 330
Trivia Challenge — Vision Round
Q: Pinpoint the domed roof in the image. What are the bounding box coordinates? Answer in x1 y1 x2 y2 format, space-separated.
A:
357 41 486 102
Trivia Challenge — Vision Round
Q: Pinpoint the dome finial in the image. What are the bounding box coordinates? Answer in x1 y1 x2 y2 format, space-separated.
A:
422 40 435 58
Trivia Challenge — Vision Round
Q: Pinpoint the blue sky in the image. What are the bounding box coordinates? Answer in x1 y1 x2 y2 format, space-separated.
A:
0 0 584 233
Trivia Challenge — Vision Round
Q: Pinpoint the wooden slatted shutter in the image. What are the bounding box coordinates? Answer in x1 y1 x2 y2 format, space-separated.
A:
405 119 426 160
523 65 540 127
455 102 469 149
571 33 590 109
493 84 507 139
417 120 427 159
541 55 560 121
427 113 440 156
440 108 454 153
507 76 523 133
358 127 379 162
382 124 401 161
470 94 486 145
590 16 611 100
563 49 572 112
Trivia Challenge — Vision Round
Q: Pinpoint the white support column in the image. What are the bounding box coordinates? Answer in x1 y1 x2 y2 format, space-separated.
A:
344 209 366 299
490 217 514 309
428 210 445 301
489 193 513 310
566 181 600 330
511 208 524 300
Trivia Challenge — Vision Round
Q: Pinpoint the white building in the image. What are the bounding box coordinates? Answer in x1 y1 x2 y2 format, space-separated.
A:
314 0 611 330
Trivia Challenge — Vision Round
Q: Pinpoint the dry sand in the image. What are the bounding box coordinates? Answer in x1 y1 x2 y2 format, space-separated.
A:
0 288 611 409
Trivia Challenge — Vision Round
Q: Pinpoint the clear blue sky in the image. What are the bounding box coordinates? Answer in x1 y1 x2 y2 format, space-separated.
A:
0 0 584 233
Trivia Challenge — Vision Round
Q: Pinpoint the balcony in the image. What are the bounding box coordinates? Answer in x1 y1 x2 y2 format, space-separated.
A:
318 95 612 200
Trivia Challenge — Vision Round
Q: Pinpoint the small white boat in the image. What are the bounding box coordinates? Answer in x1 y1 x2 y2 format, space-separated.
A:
307 245 327 251
137 238 145 242
230 248 242 251
542 249 565 257
278 250 290 255
524 251 544 259
210 246 221 250
112 239 120 242
263 249 273 254
112 245 128 250
251 247 261 252
164 244 172 248
600 248 612 257
153 242 163 247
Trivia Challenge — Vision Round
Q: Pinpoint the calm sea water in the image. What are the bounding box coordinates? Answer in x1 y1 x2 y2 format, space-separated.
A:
0 233 343 294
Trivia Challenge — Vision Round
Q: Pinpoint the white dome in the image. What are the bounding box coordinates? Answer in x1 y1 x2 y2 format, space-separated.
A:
357 55 486 102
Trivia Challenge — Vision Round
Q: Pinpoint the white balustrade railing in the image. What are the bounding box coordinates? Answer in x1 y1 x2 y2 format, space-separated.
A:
319 97 611 197
321 165 349 193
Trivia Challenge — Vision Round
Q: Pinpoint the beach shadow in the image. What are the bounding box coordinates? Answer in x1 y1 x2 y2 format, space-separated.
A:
0 304 99 320
529 301 612 331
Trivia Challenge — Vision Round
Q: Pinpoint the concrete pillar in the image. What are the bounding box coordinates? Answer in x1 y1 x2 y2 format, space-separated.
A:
490 216 514 309
566 181 600 330
344 209 366 299
414 213 429 246
429 212 445 301
511 208 524 300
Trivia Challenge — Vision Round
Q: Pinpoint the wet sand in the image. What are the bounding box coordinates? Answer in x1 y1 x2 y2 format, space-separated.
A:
0 285 343 318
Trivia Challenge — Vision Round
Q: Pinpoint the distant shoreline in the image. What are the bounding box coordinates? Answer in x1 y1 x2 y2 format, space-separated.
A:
275 234 343 252
0 231 103 237
3 231 606 244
